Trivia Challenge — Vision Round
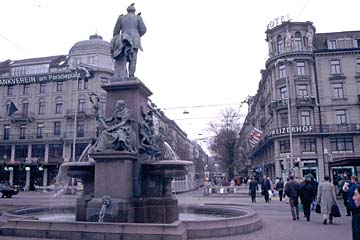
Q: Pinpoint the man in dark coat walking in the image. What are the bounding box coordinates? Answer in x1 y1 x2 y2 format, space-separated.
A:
309 175 319 210
276 178 284 201
300 177 315 221
285 175 301 220
261 175 271 203
249 177 258 203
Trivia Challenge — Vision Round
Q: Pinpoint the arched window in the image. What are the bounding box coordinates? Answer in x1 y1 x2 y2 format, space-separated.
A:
38 98 46 115
277 35 283 54
55 97 63 114
294 32 302 51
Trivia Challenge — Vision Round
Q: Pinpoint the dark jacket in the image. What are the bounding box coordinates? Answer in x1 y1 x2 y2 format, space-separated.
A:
309 179 319 200
276 181 284 191
353 212 360 240
349 182 359 208
300 182 315 204
261 179 271 191
285 179 300 198
249 180 258 192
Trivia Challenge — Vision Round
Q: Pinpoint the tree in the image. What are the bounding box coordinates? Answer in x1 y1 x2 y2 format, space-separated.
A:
209 108 242 180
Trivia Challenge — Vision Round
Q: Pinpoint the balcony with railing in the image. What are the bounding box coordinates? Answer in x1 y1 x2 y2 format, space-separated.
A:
295 96 316 107
269 99 288 111
11 112 35 122
64 108 94 119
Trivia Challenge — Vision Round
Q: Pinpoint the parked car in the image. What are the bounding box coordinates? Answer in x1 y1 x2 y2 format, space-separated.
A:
0 183 19 198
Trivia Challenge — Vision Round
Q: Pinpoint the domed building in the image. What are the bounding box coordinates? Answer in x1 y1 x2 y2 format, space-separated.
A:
0 35 113 190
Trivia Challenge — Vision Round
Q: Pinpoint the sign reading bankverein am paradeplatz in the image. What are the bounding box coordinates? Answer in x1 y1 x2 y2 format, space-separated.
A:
266 125 313 138
0 72 79 86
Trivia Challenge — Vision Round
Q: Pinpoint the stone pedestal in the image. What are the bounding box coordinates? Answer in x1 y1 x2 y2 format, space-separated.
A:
137 160 192 224
86 151 137 222
133 198 179 223
102 80 152 198
63 161 95 222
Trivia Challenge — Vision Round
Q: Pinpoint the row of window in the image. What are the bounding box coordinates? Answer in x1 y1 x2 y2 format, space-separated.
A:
278 82 354 100
4 97 106 116
327 38 360 50
6 79 89 97
0 143 89 160
3 121 86 140
278 109 347 126
11 64 50 77
279 137 353 153
277 58 360 79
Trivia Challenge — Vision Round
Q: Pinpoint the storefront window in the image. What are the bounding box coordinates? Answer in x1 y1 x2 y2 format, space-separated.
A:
49 144 63 158
15 145 28 159
330 137 353 152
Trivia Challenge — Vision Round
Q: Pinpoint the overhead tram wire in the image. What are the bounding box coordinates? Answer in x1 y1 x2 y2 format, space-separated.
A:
294 0 311 21
162 102 247 111
0 33 31 57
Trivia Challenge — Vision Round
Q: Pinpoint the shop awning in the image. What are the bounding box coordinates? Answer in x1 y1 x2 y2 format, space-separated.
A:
329 156 360 167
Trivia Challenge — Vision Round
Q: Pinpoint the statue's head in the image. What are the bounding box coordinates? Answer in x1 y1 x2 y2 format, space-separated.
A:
127 3 136 13
116 100 126 110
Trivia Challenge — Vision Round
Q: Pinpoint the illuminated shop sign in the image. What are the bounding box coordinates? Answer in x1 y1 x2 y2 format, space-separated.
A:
0 72 79 86
266 125 313 137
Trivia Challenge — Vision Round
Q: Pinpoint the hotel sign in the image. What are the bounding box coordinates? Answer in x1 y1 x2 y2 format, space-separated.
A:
266 125 313 137
0 72 80 86
267 15 291 29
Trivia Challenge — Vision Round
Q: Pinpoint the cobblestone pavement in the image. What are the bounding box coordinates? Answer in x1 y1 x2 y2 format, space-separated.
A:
0 187 352 240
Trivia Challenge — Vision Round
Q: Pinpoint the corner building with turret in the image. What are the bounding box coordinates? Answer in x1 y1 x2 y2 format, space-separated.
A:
240 21 360 183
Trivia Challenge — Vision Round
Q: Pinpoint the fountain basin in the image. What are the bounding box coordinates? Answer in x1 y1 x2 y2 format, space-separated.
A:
0 204 262 239
61 162 95 179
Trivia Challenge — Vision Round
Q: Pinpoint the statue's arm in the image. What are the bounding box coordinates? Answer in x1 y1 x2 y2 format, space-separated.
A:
113 15 122 37
138 16 147 37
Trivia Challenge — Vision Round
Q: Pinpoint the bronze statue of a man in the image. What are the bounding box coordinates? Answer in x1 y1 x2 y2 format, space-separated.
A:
110 3 147 81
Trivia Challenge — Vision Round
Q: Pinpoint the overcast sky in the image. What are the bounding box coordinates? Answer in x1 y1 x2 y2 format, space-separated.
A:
1 0 360 145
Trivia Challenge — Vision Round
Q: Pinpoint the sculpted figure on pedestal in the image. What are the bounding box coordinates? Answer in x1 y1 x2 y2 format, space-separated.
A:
110 3 147 81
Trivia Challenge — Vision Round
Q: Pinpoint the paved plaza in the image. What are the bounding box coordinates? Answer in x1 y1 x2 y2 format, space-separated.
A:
0 186 352 240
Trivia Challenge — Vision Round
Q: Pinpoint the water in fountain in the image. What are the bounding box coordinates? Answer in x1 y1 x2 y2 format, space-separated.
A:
163 141 180 160
51 164 71 198
98 204 106 223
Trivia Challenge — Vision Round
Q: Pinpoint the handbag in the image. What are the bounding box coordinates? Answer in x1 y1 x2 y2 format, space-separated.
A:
315 203 321 213
331 204 341 217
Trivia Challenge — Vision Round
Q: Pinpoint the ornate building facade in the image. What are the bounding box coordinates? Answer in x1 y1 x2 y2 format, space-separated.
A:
240 21 360 182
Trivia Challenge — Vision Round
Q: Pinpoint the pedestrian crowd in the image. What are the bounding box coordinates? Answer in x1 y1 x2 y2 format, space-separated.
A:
245 173 360 240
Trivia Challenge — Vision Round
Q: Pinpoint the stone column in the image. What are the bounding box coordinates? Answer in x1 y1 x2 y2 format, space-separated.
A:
275 160 281 179
27 144 32 159
43 168 48 187
44 144 49 163
9 169 14 186
10 145 15 162
25 168 31 191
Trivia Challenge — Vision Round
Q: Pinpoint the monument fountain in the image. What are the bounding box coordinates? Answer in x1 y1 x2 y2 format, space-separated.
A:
0 4 262 239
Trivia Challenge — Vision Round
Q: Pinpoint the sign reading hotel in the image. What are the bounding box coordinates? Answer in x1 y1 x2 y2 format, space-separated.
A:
0 72 79 86
266 125 313 137
267 15 291 29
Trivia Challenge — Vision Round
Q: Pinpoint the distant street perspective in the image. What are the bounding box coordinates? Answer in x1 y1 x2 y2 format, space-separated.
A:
1 0 360 240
